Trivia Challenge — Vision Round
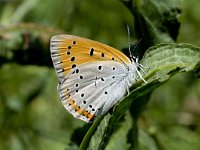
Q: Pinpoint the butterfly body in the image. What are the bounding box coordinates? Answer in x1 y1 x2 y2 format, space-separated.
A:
50 35 142 123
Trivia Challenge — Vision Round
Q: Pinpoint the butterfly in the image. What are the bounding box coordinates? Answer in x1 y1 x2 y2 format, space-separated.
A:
50 34 146 123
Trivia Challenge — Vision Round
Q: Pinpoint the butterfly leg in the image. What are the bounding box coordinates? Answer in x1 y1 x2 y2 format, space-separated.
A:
126 83 130 94
137 63 150 75
134 57 148 83
136 69 147 83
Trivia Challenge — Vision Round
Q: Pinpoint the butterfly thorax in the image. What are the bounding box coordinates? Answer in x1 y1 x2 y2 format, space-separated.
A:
124 60 139 87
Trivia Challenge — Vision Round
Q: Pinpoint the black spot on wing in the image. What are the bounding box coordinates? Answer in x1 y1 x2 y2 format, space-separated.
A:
90 48 94 56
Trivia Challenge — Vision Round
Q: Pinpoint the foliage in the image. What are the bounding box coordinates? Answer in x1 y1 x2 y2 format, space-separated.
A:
0 0 199 150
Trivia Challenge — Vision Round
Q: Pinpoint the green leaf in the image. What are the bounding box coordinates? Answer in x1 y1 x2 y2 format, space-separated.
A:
132 0 181 44
79 43 200 149
105 113 132 150
140 43 200 82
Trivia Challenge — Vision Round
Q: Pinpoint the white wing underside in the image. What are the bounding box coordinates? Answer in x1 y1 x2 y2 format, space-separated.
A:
58 61 136 122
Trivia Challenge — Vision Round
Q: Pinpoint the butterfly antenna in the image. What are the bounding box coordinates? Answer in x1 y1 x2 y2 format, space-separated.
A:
126 26 147 83
127 25 133 61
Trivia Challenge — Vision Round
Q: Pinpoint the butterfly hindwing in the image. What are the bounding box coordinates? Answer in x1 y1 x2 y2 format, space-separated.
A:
58 61 131 122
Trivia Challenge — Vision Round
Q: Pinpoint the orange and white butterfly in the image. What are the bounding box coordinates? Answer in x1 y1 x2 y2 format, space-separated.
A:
50 35 146 123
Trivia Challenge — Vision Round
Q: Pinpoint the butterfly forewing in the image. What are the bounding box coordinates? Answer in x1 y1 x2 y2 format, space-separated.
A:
50 35 131 81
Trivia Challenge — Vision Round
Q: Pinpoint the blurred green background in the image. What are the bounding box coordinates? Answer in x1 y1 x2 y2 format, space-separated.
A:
0 0 199 149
